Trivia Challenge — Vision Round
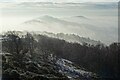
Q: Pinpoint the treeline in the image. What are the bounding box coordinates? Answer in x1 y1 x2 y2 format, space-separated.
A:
2 31 120 79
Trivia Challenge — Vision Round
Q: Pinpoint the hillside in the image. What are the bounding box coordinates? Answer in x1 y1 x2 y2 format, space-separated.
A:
36 31 103 46
1 31 120 80
1 31 98 80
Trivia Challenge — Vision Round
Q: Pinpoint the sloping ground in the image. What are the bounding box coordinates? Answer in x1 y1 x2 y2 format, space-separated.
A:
56 58 97 80
2 53 69 80
2 52 98 80
1 31 119 80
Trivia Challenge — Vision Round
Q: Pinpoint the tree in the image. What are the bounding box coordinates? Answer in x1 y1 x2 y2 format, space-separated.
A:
2 31 23 54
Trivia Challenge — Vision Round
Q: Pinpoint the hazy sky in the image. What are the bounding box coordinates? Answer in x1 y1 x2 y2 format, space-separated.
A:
0 1 118 44
0 0 119 2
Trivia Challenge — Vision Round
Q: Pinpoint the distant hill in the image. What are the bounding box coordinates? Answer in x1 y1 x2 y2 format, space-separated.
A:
73 16 89 19
35 31 103 46
19 15 117 45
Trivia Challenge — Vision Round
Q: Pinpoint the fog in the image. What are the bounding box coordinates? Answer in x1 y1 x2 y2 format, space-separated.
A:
0 2 118 44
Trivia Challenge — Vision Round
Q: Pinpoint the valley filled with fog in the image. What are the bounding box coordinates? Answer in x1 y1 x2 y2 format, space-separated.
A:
0 2 118 44
0 2 119 80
